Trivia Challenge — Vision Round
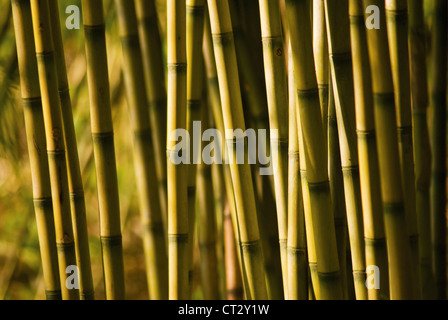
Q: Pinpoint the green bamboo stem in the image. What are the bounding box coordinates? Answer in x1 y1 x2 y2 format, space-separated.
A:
258 0 289 299
408 0 434 300
324 0 367 300
327 76 349 299
186 0 205 295
207 0 268 299
30 0 79 300
203 15 245 298
313 0 349 299
81 0 127 300
228 0 283 300
287 40 308 300
166 0 189 300
196 95 220 300
135 0 168 230
11 0 61 300
115 0 167 300
429 0 447 300
349 0 389 300
313 0 329 142
363 0 415 300
385 0 421 299
210 161 226 299
288 37 320 300
47 0 94 300
285 0 343 300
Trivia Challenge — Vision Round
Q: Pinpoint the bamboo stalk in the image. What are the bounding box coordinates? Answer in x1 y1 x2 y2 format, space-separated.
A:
29 0 79 300
324 0 367 300
166 0 189 300
207 0 268 299
258 0 289 299
408 0 434 300
285 0 343 300
363 0 414 299
196 94 220 300
313 0 329 142
228 0 283 300
327 76 349 299
287 40 308 300
185 0 205 295
135 0 168 231
429 0 447 300
313 0 349 299
203 15 245 298
349 0 389 300
47 0 94 300
81 0 126 300
11 0 61 300
385 0 421 299
115 0 167 300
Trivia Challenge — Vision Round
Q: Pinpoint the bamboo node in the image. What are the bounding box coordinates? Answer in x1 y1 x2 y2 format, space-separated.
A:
100 235 123 247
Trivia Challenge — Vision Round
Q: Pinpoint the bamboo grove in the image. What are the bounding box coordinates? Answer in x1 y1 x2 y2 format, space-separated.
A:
0 0 446 300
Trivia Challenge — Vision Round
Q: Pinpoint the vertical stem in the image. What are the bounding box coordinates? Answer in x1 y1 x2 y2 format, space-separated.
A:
408 0 434 300
48 0 94 300
287 40 308 300
82 0 126 300
285 0 343 300
363 0 414 299
115 0 167 300
30 0 79 300
349 0 389 300
385 0 421 299
196 94 220 300
324 0 367 300
186 0 205 295
135 0 168 233
207 0 268 299
11 0 61 300
167 0 189 300
258 0 290 298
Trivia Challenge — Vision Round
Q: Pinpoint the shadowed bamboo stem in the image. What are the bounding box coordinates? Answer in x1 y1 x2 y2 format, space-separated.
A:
313 0 348 299
258 0 289 299
324 0 366 300
81 0 126 300
228 0 283 300
48 0 94 300
11 0 61 300
349 0 389 300
135 0 168 232
186 0 205 295
385 0 420 299
408 0 434 299
196 94 220 300
429 0 447 300
30 0 79 300
203 15 246 298
167 0 189 300
285 0 343 300
363 0 414 299
287 40 308 300
207 0 268 299
327 76 349 299
115 0 167 300
313 0 329 144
